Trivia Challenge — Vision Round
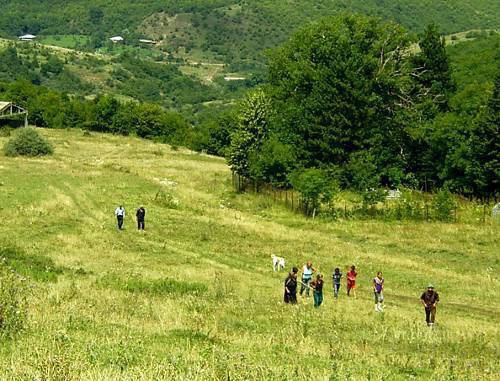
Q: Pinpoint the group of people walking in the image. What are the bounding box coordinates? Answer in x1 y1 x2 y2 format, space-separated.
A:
284 262 440 326
114 205 146 230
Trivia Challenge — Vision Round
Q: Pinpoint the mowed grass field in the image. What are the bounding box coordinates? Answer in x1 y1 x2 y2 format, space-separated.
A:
0 129 498 380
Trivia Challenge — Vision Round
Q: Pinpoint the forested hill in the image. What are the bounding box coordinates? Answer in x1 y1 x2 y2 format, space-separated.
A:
0 0 498 65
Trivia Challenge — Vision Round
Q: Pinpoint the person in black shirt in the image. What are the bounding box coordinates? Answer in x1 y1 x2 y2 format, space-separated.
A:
284 267 298 304
136 206 146 230
311 273 324 308
420 284 440 326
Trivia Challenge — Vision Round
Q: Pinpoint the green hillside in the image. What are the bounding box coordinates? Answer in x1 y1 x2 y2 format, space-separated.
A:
0 129 498 379
0 0 498 67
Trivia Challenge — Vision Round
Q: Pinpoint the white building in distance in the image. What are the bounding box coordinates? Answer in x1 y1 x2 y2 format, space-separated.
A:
19 34 36 41
109 36 124 43
139 39 157 45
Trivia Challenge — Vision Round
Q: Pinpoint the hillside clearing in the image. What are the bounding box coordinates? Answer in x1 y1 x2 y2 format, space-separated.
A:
0 129 498 380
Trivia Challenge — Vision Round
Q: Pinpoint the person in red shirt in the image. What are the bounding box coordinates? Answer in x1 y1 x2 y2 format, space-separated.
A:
347 265 357 297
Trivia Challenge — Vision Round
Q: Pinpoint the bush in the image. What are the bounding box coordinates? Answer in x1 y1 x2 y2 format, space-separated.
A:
153 188 180 209
387 190 425 220
290 168 337 217
0 262 29 338
0 126 13 137
3 128 53 157
432 189 457 221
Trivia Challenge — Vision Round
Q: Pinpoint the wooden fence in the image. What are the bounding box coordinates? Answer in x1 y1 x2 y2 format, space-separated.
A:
231 172 498 224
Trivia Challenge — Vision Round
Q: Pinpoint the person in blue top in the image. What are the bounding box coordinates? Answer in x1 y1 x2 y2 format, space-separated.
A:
332 268 342 299
300 261 316 297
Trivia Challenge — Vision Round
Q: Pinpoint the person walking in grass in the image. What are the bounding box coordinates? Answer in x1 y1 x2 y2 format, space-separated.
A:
347 265 357 297
310 273 324 308
300 261 316 297
115 205 125 230
284 267 299 304
373 271 384 312
332 267 342 299
421 284 440 326
136 206 146 230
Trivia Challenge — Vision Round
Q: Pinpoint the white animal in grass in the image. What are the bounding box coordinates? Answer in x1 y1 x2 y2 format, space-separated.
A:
271 254 286 272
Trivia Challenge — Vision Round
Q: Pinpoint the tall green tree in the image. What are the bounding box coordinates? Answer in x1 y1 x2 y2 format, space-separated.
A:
469 75 500 197
406 24 456 188
413 23 455 114
265 14 414 183
228 88 272 178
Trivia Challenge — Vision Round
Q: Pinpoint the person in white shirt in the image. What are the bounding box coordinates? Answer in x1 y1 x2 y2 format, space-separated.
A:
115 205 125 229
300 261 316 297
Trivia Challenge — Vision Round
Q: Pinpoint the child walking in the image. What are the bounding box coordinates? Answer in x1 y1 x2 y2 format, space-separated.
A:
332 268 342 298
310 273 324 308
373 271 384 312
347 265 357 297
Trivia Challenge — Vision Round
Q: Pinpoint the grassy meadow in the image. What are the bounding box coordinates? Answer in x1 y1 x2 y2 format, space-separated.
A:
0 129 498 380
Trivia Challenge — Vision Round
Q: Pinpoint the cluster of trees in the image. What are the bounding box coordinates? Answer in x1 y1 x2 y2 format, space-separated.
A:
0 80 197 148
226 15 498 200
0 45 94 94
111 53 218 107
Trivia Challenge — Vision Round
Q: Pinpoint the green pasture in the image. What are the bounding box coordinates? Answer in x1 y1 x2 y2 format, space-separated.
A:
39 35 90 49
0 129 498 380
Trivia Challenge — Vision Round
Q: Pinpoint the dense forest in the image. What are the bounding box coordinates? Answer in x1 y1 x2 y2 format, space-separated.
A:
225 18 499 201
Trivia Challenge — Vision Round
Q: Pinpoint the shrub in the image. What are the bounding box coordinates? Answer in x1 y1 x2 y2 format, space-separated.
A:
0 262 29 338
432 189 457 221
361 188 386 209
0 126 13 137
388 190 425 220
289 168 338 217
153 188 180 209
3 128 53 157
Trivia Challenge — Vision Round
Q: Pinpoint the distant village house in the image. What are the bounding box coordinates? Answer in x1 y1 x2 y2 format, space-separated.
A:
139 39 157 45
19 34 36 41
224 76 246 81
109 36 124 43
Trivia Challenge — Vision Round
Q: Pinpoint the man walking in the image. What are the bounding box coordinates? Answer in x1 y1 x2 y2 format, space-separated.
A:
115 205 125 230
420 284 440 326
136 206 146 230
